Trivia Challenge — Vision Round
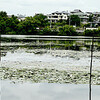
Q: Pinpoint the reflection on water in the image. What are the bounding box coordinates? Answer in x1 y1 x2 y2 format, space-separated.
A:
1 35 100 51
1 35 100 100
1 80 100 100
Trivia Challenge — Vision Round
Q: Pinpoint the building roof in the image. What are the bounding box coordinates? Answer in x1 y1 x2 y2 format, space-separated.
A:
71 9 83 13
52 11 69 14
70 12 86 16
92 12 100 15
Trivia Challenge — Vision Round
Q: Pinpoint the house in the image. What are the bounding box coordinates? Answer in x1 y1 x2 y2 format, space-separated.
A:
86 12 93 16
70 9 89 24
97 17 100 22
88 12 100 27
17 14 26 21
47 11 69 23
92 12 100 17
47 9 100 27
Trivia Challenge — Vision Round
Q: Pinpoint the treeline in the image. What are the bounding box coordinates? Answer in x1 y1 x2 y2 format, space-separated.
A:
0 11 100 36
0 11 77 36
0 11 49 35
84 28 100 36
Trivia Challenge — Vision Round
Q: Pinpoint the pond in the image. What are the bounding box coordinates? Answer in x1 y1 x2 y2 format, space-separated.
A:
1 35 100 100
1 80 100 100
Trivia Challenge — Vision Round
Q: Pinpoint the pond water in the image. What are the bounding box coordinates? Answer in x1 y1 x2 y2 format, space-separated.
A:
1 49 100 71
1 35 100 100
1 80 100 100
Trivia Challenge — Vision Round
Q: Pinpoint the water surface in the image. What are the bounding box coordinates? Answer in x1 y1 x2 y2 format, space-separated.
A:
1 35 100 100
1 80 100 100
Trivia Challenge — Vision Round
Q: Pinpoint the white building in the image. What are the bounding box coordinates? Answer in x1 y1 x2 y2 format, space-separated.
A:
92 12 100 17
47 9 100 27
47 11 69 23
17 14 26 21
70 9 89 24
98 17 100 22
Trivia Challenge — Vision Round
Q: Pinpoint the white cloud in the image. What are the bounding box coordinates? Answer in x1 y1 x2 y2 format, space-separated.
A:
0 0 100 16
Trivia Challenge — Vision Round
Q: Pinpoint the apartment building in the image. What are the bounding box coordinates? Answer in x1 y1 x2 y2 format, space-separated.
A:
47 9 100 27
70 9 89 24
47 11 69 22
47 9 89 24
17 14 26 21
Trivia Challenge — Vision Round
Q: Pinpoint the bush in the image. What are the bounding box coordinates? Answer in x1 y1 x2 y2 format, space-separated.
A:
84 29 100 36
58 25 77 36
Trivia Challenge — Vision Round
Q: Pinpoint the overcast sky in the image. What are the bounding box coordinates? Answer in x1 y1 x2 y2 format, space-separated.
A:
0 0 100 16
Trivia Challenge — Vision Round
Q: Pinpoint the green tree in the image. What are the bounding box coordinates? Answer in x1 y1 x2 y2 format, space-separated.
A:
84 29 100 36
55 19 67 26
0 11 7 18
33 14 49 28
0 11 19 34
0 18 6 34
40 26 52 35
84 23 91 28
0 11 8 34
17 17 39 35
58 25 77 36
68 15 81 26
6 15 19 34
40 26 58 35
88 15 93 22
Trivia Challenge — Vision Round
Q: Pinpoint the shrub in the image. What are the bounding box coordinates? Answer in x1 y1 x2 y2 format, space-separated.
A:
58 25 77 36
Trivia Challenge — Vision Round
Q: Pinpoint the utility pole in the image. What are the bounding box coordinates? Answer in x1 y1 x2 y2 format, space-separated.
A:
50 20 52 29
80 18 81 26
69 14 70 26
89 36 94 100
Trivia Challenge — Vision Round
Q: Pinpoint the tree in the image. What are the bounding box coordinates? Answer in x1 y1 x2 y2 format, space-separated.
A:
0 11 8 34
33 14 49 28
58 25 77 36
40 26 58 35
17 17 39 35
0 19 6 34
84 23 91 28
84 29 100 36
88 15 93 22
68 15 81 26
54 19 67 26
0 11 20 34
6 15 19 33
0 11 7 18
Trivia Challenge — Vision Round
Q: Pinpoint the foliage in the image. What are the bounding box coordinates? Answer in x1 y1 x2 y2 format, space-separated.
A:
0 11 7 17
84 23 91 28
55 20 68 26
58 25 77 36
84 29 100 36
0 11 19 34
33 14 49 27
40 26 58 35
40 26 52 35
88 15 93 22
0 11 100 36
67 15 81 26
16 17 39 35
